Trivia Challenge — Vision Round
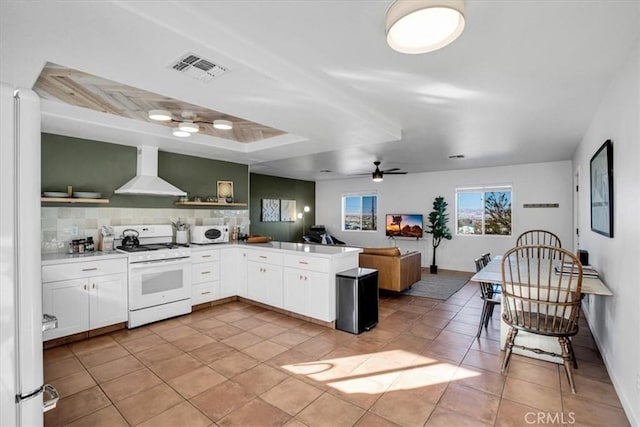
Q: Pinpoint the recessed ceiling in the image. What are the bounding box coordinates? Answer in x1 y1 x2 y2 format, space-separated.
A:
33 62 286 144
1 1 638 181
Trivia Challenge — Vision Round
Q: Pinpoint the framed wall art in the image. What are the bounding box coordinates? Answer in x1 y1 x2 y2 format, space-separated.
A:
261 198 280 222
590 139 614 237
280 199 297 222
217 181 234 200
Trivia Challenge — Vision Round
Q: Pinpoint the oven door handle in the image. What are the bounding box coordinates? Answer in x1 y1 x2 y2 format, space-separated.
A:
130 257 190 268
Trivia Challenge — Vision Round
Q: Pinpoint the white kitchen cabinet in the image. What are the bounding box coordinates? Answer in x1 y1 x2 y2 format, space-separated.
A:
191 248 220 305
247 249 283 307
283 254 331 321
42 258 127 341
220 247 247 298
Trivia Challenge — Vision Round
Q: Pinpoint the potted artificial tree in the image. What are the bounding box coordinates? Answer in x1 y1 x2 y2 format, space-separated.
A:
425 196 452 274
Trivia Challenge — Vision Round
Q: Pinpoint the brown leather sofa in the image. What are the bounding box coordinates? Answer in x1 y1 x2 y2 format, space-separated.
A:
358 247 422 292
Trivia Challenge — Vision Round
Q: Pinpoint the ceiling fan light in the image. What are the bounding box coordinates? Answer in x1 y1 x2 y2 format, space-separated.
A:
386 0 465 54
172 127 191 137
372 171 384 182
148 109 172 121
178 121 199 133
213 119 233 130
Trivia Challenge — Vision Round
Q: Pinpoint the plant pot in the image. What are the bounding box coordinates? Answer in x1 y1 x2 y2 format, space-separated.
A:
430 265 438 274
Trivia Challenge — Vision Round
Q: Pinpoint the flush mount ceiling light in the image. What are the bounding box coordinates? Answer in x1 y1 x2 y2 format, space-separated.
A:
148 110 233 137
385 0 465 54
213 119 233 130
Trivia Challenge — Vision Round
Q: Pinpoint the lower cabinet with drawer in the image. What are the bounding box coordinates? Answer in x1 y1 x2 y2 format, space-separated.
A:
191 248 221 305
283 254 332 321
42 258 127 341
247 249 283 307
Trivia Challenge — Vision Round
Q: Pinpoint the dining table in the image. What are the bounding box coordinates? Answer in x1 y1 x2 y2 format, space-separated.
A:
470 255 613 363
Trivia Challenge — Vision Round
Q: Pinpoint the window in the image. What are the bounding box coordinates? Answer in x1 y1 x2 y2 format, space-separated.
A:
456 186 512 235
342 193 377 231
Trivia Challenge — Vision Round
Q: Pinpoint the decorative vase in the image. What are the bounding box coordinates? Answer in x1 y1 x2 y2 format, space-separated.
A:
176 230 188 245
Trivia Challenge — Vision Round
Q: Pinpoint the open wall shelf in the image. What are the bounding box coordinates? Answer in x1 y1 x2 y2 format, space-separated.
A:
174 201 247 207
42 197 109 204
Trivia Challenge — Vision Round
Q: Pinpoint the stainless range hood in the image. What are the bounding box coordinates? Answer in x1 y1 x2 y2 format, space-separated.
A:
114 146 186 196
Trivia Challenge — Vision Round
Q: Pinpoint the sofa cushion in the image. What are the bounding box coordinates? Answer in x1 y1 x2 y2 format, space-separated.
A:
362 247 401 257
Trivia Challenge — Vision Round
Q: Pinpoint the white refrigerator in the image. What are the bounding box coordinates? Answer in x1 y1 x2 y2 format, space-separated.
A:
0 82 59 426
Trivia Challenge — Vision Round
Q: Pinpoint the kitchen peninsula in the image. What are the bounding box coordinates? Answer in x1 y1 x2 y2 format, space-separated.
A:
42 241 362 346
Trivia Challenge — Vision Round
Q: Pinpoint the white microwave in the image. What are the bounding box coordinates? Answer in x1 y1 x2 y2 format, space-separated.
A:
191 225 229 244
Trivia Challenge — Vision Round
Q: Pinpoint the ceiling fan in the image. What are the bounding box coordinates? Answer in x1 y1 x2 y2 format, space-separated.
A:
367 161 407 182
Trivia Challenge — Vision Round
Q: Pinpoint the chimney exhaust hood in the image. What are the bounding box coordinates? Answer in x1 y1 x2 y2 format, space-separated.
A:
114 146 186 196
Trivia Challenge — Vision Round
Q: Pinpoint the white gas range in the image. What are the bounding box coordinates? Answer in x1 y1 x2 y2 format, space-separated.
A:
113 225 192 328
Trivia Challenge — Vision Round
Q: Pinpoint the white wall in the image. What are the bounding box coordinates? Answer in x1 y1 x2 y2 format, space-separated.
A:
572 39 639 426
316 160 573 272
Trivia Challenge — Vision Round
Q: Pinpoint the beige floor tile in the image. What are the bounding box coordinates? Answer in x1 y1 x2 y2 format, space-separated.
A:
502 377 562 413
203 324 245 340
215 310 252 323
48 370 95 398
494 399 546 427
119 333 166 354
100 367 162 402
209 352 260 377
189 341 236 364
218 398 291 426
44 356 86 382
452 365 506 396
168 365 227 399
559 370 623 407
325 376 387 410
437 383 500 425
370 387 436 426
190 380 254 421
148 353 203 381
43 345 75 364
63 405 129 427
171 332 217 352
425 406 492 427
87 354 144 383
137 401 213 427
43 386 110 427
109 326 154 343
354 412 400 427
408 322 443 340
69 335 117 355
270 330 313 347
506 358 561 389
296 393 366 427
115 383 184 425
250 322 289 338
243 339 289 361
231 316 268 331
221 331 264 349
462 349 505 374
261 377 324 416
154 324 199 342
135 342 184 366
191 317 226 331
75 343 130 368
562 394 630 427
232 363 289 396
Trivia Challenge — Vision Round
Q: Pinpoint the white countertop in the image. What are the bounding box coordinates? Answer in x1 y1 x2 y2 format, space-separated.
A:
42 251 128 265
189 241 362 257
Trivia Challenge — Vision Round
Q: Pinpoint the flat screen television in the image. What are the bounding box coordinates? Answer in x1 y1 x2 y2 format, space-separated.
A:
385 214 423 238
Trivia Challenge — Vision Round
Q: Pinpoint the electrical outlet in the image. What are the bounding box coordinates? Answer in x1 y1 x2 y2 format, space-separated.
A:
71 225 78 236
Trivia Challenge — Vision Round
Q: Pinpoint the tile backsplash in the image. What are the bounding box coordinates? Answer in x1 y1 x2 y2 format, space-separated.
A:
42 207 250 253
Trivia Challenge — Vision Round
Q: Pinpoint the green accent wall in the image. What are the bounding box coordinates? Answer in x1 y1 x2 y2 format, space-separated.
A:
41 133 248 208
249 173 315 242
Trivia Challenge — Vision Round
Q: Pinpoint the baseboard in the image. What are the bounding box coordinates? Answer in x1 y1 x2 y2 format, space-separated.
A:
583 309 638 426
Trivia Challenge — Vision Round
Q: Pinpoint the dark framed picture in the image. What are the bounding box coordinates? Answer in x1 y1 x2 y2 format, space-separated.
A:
590 139 614 237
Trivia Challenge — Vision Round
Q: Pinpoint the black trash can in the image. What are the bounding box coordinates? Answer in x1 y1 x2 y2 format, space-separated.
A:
335 268 379 334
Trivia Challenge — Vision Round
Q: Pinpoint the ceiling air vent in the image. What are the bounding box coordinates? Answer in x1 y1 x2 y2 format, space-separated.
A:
169 53 228 83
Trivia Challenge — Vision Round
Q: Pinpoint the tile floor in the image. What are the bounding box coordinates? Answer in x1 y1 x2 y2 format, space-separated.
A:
44 271 629 426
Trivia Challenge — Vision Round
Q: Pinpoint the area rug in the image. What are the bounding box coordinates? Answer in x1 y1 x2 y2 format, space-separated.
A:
401 275 470 300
